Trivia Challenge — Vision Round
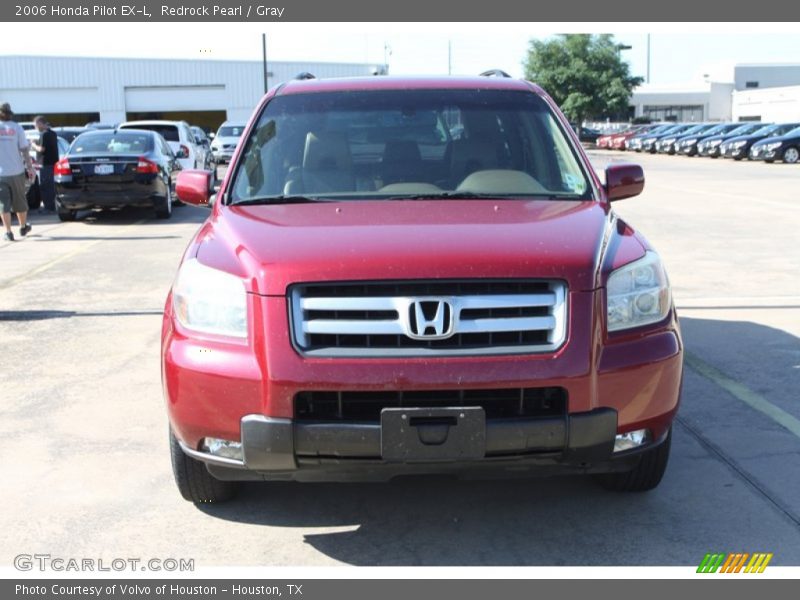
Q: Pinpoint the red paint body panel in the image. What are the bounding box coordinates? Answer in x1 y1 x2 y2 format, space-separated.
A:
162 76 683 471
195 200 634 296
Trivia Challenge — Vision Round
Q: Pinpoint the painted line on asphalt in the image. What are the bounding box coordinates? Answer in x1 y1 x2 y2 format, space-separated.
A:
684 351 800 440
0 219 147 289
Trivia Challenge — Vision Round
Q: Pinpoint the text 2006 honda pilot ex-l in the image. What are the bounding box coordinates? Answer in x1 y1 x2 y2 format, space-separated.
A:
164 74 683 503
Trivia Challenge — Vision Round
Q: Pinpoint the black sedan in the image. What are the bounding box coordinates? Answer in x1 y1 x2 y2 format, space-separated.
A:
54 129 181 221
676 122 760 157
718 123 800 160
749 126 800 163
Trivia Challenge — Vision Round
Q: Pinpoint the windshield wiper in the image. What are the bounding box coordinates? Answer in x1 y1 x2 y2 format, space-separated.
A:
230 195 330 206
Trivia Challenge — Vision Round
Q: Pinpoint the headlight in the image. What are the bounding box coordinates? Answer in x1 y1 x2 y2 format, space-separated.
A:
606 252 671 332
684 138 696 145
172 259 248 338
765 142 783 150
709 139 722 146
733 140 747 148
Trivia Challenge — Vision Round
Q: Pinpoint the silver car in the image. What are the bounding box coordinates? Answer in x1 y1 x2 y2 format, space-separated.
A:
210 122 246 164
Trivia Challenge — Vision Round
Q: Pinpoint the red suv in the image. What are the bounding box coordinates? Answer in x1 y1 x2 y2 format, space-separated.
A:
164 74 683 503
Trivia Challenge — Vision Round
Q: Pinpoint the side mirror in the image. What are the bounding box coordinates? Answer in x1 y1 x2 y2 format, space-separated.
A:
176 170 213 207
605 163 644 202
175 146 190 159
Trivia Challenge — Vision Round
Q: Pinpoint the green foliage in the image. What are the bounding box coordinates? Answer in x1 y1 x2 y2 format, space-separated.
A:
523 34 643 123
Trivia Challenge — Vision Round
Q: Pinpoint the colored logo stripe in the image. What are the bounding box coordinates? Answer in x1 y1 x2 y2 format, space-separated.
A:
697 552 773 573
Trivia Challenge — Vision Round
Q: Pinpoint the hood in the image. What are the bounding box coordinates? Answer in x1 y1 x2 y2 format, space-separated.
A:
213 136 241 146
751 134 791 148
195 199 638 296
722 133 764 144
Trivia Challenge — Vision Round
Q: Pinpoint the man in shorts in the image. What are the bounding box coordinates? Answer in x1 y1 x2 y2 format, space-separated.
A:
0 102 35 242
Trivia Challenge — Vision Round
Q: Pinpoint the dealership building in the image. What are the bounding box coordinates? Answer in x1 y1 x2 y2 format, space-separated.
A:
630 64 800 123
0 55 379 131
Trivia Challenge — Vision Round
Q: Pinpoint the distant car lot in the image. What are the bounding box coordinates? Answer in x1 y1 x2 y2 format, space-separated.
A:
1 151 798 566
600 121 800 164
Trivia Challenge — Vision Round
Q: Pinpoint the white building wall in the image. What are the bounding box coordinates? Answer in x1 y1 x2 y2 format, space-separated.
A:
0 55 378 123
630 88 711 120
734 65 800 91
708 82 735 121
732 85 800 122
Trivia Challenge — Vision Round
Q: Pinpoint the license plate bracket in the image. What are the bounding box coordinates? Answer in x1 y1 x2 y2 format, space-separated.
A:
381 406 486 463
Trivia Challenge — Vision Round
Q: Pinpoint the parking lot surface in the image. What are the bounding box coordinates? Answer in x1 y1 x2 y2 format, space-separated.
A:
1 153 798 566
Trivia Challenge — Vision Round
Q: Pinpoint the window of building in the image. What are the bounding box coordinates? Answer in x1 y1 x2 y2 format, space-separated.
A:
745 81 759 88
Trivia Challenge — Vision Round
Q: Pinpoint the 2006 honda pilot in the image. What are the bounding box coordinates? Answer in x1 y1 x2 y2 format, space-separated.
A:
164 74 683 503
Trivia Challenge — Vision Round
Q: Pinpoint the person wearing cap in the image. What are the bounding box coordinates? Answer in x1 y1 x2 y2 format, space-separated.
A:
0 102 35 241
30 115 59 212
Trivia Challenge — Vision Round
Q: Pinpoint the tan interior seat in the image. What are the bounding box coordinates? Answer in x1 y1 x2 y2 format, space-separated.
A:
286 131 355 194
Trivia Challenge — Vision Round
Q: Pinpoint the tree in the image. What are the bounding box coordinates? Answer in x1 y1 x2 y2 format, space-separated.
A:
523 34 643 126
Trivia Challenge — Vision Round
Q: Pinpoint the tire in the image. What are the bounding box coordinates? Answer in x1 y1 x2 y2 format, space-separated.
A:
782 146 799 164
169 429 240 504
154 184 173 219
56 200 77 222
596 428 672 492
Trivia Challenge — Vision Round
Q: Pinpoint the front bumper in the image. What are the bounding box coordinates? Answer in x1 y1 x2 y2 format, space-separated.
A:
178 407 668 482
721 146 746 158
163 287 683 482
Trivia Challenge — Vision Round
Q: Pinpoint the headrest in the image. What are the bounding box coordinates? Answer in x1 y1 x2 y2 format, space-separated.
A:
303 131 352 171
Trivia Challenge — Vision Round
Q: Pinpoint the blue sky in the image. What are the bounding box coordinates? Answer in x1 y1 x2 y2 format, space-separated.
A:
2 24 800 85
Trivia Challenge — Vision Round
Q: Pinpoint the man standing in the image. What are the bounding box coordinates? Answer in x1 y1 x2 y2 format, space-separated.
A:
31 115 59 212
0 102 35 242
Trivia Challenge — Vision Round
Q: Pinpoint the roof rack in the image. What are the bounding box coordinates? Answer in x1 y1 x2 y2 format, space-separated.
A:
479 69 512 78
294 72 316 80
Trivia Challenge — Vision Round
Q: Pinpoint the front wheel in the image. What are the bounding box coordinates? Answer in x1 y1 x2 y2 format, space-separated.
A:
596 428 672 492
782 146 799 164
170 430 240 504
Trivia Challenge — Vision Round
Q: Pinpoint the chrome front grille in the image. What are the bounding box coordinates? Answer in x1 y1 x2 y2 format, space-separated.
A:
289 280 567 357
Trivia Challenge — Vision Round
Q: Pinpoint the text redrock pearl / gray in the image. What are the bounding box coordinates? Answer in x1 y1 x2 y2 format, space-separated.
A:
161 5 286 17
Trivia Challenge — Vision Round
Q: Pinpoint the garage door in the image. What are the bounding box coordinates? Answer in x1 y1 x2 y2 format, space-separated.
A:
124 86 226 112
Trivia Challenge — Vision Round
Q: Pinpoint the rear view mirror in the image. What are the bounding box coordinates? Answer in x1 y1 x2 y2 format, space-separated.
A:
605 163 644 201
176 170 213 207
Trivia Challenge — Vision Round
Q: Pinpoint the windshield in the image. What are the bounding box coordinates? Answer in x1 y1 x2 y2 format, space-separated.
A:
681 124 711 136
122 124 178 142
218 126 245 137
71 132 153 154
784 126 800 137
724 123 759 136
698 124 733 136
230 89 591 203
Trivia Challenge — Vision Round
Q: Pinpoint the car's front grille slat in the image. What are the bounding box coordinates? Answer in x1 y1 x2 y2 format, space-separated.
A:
291 280 567 357
295 387 568 423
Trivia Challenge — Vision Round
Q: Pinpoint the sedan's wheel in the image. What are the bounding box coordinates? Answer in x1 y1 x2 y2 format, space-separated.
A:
170 430 240 504
595 427 672 492
155 185 173 219
782 147 799 164
56 200 77 222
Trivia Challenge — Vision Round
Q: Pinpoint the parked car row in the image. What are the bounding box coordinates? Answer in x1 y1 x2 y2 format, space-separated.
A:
19 116 244 220
597 120 800 164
